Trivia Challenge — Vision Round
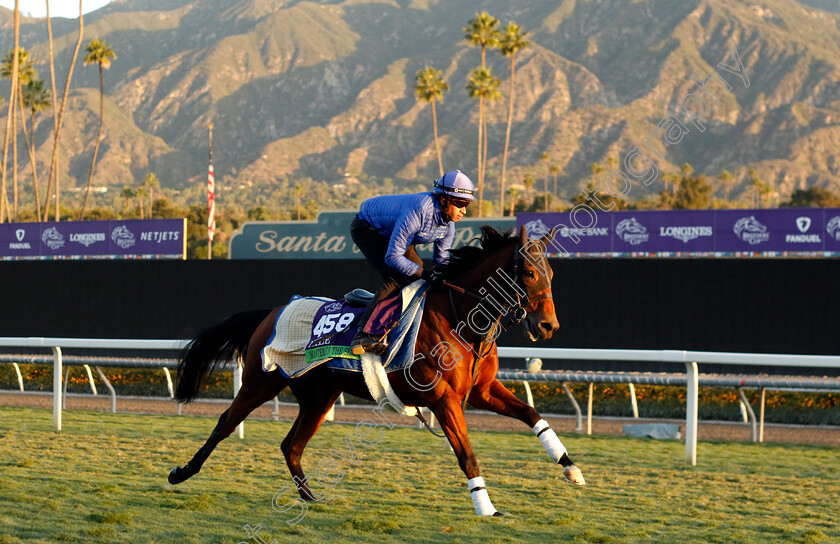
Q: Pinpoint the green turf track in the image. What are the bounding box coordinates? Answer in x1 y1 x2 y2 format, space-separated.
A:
0 406 837 543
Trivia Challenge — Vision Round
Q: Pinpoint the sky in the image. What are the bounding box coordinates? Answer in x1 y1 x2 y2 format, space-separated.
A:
0 0 113 19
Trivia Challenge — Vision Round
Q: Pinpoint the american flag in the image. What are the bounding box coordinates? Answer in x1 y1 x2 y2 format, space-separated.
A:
207 124 215 243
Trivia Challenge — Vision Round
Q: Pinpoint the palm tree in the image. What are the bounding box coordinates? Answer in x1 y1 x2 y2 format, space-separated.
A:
45 0 84 222
293 183 306 220
507 186 519 216
80 38 117 220
43 0 59 220
522 171 535 206
413 67 449 177
498 21 529 219
135 185 147 219
20 79 51 221
143 173 160 217
120 186 135 216
467 67 501 216
463 12 500 209
550 164 562 200
540 152 550 212
2 47 35 221
1 3 21 224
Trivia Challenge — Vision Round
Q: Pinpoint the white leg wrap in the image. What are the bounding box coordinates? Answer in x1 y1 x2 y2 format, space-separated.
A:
467 476 497 516
533 419 567 463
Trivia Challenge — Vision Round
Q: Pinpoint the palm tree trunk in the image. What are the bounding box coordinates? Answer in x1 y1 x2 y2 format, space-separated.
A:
477 96 485 217
553 172 558 200
482 106 489 213
43 0 59 221
544 170 549 212
1 2 20 224
431 99 443 177
12 79 20 221
500 53 515 221
18 91 41 221
45 0 83 222
80 63 105 220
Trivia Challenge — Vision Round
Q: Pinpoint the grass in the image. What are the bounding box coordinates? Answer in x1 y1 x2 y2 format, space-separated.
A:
0 406 838 543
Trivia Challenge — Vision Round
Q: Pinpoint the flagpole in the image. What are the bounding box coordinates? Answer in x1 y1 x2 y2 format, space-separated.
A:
207 122 215 260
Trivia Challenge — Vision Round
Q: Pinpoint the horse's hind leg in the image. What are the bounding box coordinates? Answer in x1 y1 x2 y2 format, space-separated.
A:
280 382 342 501
468 376 585 485
168 370 287 484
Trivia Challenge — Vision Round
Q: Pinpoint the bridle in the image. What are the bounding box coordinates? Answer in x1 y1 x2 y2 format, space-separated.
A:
442 237 551 357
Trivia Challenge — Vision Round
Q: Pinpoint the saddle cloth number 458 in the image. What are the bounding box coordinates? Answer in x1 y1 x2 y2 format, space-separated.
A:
312 312 355 338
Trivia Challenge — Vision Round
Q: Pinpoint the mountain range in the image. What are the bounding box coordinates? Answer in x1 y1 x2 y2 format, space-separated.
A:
1 0 839 213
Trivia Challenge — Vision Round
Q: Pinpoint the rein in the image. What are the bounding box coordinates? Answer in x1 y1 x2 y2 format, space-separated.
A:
441 239 537 411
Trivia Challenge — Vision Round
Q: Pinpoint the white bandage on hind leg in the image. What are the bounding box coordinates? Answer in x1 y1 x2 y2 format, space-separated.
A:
533 419 567 463
467 476 497 516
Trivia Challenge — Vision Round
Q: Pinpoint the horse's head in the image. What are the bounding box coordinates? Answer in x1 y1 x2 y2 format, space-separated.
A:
516 226 560 341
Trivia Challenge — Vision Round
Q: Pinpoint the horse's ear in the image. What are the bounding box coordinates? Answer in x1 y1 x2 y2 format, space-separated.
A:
543 226 558 245
519 225 528 247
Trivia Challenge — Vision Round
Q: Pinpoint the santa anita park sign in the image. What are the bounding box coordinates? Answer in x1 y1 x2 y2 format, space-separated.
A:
229 211 514 260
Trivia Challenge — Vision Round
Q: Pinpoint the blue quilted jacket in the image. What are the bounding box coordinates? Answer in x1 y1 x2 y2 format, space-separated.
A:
358 192 455 276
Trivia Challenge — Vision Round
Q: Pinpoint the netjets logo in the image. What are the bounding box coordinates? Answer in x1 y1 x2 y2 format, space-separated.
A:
734 216 770 245
827 216 840 241
111 225 136 249
41 227 65 250
616 217 649 245
658 225 713 243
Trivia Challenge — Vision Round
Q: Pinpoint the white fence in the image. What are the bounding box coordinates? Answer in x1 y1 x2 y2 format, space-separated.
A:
1 338 839 466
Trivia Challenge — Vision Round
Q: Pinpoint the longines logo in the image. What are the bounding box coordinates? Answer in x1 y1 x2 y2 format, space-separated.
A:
658 225 713 243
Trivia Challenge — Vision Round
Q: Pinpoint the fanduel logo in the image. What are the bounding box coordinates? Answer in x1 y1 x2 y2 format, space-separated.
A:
70 232 106 247
734 216 770 245
615 218 650 245
796 217 811 233
15 229 25 241
786 216 820 243
658 225 713 243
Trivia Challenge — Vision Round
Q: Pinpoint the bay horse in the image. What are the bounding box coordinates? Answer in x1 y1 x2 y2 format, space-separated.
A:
168 226 584 517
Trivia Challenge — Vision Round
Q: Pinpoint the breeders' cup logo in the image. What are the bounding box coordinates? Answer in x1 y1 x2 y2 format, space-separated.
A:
41 227 65 250
734 216 770 245
524 219 550 239
827 216 840 241
323 301 343 313
615 217 649 245
111 225 136 249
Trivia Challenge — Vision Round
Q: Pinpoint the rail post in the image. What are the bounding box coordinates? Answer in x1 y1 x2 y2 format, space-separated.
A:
52 346 62 431
685 360 698 465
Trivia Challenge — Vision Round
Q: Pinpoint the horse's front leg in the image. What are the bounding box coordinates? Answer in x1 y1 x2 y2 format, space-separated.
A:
468 378 585 485
429 391 503 517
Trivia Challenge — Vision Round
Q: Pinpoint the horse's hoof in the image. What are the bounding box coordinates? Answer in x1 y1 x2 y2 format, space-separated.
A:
168 466 190 485
492 511 505 517
563 465 586 486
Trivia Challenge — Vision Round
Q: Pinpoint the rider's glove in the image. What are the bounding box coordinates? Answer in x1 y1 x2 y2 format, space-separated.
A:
421 268 446 285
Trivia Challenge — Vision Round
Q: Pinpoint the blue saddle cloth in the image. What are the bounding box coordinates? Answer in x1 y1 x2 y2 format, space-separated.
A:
325 282 429 374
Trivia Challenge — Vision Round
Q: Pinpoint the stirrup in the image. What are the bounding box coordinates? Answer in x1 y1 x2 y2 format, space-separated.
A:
351 334 388 356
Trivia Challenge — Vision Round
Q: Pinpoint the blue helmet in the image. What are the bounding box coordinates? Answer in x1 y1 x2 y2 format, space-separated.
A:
433 170 476 201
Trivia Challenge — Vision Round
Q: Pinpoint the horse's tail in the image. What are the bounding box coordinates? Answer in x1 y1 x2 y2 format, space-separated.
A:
174 309 273 403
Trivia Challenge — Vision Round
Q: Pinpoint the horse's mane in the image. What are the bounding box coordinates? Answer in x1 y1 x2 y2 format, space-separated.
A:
446 226 516 276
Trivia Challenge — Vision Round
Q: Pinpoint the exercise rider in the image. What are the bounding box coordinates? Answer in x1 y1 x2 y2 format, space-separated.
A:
349 170 476 355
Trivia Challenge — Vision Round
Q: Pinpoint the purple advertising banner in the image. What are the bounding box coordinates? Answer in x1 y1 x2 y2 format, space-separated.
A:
0 219 187 260
517 208 840 257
